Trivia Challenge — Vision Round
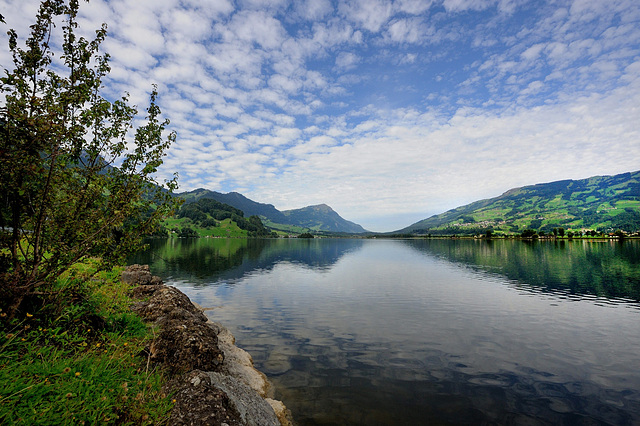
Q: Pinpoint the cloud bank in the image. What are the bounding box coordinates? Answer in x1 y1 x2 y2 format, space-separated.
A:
2 0 639 231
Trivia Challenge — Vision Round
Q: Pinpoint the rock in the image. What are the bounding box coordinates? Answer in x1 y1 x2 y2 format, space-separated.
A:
207 372 280 426
121 264 163 286
266 399 294 426
127 265 293 425
150 315 224 374
129 285 223 374
165 370 244 425
130 285 208 323
209 322 271 397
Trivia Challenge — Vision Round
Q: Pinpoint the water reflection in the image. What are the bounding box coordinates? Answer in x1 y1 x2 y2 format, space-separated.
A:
401 239 640 302
131 238 640 425
130 238 364 285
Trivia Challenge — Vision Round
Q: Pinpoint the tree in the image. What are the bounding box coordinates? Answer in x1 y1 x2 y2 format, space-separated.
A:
178 227 198 238
0 0 179 317
201 218 217 228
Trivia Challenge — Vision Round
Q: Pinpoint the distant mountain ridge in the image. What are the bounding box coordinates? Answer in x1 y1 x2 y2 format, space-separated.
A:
177 189 368 234
281 203 366 233
399 170 640 235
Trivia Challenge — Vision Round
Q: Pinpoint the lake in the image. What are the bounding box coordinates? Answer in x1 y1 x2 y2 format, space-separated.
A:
130 238 640 425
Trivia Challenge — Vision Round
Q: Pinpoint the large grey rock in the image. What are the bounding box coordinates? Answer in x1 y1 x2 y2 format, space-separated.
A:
131 285 208 323
130 285 223 374
149 314 224 374
208 322 270 397
207 372 280 426
121 264 163 286
165 370 243 425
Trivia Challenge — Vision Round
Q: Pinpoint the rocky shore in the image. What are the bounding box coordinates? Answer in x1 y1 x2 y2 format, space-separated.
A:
122 264 293 425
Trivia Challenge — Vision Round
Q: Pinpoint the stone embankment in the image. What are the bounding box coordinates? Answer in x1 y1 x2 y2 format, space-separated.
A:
122 264 293 426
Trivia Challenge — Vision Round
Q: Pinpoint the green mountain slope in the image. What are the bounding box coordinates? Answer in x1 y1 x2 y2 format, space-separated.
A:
179 189 287 223
282 204 367 234
399 171 640 235
166 197 273 238
177 189 368 234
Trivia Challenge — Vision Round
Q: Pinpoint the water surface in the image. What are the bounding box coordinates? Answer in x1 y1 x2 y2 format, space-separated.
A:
131 238 640 425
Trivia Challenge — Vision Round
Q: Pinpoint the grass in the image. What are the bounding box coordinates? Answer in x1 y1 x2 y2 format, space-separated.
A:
616 200 640 209
0 262 172 425
164 216 249 238
260 219 309 234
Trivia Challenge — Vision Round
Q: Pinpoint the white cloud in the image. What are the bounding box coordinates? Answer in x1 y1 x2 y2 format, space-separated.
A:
394 0 434 15
103 38 158 71
520 43 544 61
294 0 333 20
227 10 287 50
237 0 289 12
339 0 394 32
335 52 359 71
385 18 431 44
519 80 544 95
269 74 303 93
443 0 497 12
182 0 234 17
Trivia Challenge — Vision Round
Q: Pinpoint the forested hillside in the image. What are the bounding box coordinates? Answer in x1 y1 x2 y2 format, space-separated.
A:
177 189 368 234
167 198 274 238
400 171 640 235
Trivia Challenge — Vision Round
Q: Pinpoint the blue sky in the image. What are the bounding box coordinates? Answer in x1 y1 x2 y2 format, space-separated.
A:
2 0 640 231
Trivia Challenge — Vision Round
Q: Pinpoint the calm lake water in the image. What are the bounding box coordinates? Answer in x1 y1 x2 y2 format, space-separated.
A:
130 238 640 425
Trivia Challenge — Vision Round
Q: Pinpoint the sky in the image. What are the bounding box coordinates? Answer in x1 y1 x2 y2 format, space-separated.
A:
1 0 640 232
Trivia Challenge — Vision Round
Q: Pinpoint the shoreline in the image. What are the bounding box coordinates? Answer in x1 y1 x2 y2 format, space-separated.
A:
123 264 293 425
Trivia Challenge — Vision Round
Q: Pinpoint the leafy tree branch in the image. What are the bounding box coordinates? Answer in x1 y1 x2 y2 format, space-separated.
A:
0 0 180 318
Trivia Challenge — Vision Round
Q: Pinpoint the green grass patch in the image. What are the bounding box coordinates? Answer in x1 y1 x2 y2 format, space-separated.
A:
615 200 640 209
163 217 249 238
261 219 308 234
0 264 172 425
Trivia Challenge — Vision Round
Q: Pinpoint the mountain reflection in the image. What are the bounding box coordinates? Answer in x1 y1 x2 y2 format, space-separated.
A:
129 238 365 285
401 239 640 302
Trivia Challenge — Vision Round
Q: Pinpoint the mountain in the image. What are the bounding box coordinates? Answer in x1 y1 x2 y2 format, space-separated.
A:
177 189 368 234
398 171 640 235
179 189 287 222
281 204 367 234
